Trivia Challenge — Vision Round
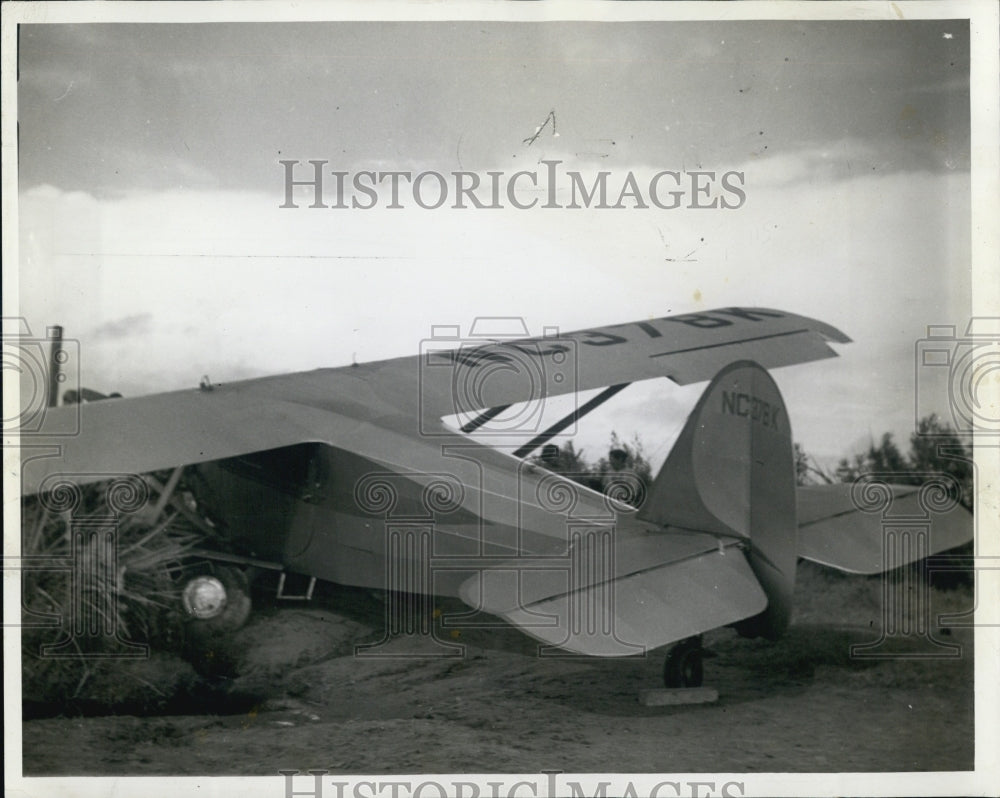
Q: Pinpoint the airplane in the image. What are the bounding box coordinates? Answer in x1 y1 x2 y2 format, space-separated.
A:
16 307 973 688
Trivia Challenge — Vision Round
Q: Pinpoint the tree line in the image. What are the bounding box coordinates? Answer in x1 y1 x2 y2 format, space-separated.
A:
537 413 973 514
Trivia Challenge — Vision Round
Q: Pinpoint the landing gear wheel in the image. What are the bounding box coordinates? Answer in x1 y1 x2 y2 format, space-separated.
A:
182 565 252 637
663 635 704 688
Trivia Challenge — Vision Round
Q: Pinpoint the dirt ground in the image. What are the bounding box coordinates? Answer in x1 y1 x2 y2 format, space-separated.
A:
20 563 975 776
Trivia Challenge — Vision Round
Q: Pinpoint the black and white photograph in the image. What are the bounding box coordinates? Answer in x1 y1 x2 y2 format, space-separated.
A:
4 2 998 797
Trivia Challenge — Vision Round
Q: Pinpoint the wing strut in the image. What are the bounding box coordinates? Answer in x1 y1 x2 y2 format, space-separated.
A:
460 404 513 433
513 383 630 459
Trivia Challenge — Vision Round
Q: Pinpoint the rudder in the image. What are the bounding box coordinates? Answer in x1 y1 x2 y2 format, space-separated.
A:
639 360 797 639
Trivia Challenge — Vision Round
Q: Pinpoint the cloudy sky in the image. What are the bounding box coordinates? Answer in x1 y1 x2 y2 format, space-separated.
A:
14 15 973 467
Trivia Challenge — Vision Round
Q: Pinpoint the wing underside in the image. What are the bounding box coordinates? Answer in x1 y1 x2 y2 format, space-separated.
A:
19 307 849 497
797 484 973 574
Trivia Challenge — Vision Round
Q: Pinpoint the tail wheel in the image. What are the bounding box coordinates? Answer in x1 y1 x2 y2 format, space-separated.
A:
664 635 704 688
182 565 252 636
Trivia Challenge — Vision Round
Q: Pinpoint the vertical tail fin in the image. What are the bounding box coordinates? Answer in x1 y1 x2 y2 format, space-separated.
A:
638 360 797 638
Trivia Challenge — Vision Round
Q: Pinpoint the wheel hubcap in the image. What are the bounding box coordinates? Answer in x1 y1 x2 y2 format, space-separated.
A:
182 575 228 619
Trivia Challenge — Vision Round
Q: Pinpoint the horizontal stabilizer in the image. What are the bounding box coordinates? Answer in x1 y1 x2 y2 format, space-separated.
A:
458 535 767 657
797 484 973 574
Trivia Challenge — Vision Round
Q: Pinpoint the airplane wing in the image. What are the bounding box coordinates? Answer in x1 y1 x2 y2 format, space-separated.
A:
366 305 850 421
797 484 973 574
19 387 373 495
18 307 848 496
458 533 767 656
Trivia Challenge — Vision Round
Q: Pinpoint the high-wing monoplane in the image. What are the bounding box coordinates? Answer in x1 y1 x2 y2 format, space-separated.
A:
16 307 973 687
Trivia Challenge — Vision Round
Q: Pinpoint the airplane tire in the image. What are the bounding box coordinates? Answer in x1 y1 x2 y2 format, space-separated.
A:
663 636 704 688
183 565 252 637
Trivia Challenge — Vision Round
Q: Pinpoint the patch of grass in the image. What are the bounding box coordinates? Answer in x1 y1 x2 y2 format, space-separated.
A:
793 559 974 632
20 477 211 713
